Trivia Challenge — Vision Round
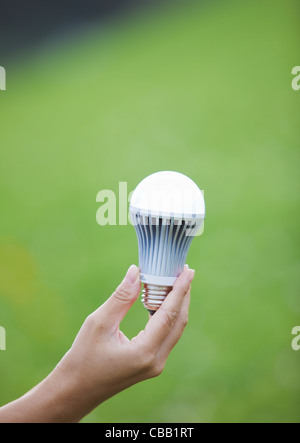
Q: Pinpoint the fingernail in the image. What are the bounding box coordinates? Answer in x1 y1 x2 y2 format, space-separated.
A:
188 269 195 282
125 265 140 285
184 264 189 270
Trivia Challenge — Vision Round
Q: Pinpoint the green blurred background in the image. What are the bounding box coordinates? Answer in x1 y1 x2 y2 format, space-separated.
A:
0 0 299 423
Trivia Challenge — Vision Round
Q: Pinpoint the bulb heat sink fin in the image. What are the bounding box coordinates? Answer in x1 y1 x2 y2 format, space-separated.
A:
131 212 198 312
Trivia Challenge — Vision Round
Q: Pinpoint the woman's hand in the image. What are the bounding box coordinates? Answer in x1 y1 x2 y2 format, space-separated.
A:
0 265 194 423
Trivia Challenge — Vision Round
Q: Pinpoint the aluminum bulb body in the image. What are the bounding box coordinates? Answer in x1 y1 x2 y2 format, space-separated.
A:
130 171 205 314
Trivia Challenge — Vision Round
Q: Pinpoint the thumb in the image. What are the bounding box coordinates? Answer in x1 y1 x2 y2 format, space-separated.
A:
96 265 141 329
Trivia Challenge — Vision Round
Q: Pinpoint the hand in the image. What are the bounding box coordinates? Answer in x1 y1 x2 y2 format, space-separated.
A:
0 265 194 423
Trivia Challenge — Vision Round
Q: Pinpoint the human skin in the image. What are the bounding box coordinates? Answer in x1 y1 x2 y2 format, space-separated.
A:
0 265 194 423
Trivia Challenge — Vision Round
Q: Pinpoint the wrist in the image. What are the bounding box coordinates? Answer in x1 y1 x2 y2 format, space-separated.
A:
41 357 96 423
26 365 83 423
21 356 96 423
0 361 83 423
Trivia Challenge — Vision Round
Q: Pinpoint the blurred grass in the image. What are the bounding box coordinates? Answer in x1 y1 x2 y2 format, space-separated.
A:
0 0 299 423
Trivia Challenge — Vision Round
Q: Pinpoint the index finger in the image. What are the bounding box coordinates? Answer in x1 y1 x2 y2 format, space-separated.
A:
143 267 195 352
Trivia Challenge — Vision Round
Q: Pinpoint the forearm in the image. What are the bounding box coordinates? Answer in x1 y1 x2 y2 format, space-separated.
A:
0 366 87 423
0 362 137 423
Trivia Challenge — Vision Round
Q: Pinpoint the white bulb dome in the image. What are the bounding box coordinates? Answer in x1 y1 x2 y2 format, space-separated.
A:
130 171 205 219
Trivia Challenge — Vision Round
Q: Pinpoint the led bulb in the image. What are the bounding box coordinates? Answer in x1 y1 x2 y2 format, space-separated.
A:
130 171 205 315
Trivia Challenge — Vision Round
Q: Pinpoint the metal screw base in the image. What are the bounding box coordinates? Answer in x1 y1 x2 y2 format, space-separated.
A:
142 283 172 314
